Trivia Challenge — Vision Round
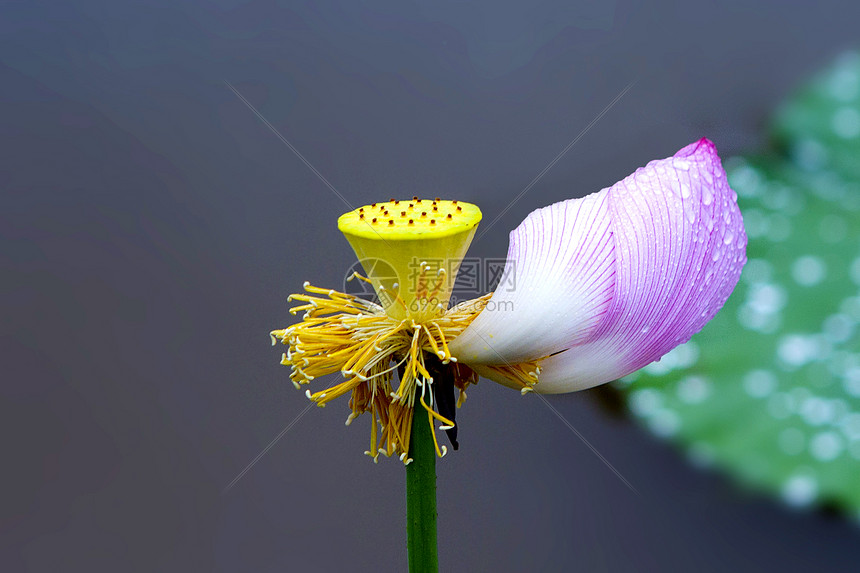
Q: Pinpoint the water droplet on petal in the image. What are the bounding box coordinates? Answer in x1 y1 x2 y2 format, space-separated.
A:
685 208 697 224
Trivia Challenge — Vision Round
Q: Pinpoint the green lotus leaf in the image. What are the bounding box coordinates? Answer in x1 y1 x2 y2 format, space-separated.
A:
617 51 860 514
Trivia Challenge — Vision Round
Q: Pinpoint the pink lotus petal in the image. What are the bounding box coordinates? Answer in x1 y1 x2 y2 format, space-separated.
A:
449 188 616 365
450 139 747 393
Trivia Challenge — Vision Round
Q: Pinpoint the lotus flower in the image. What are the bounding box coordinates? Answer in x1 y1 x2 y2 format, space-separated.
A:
272 138 746 460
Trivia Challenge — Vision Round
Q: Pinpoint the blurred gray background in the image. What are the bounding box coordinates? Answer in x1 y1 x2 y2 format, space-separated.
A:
2 1 860 571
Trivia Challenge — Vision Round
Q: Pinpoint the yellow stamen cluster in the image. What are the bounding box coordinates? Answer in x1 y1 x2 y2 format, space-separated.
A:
482 363 541 395
272 280 487 462
272 198 542 462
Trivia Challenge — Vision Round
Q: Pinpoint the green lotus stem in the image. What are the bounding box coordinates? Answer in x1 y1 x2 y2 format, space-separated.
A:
406 405 439 573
